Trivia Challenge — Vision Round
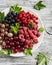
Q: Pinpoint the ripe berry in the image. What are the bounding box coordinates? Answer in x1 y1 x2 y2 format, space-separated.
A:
1 33 4 37
33 38 38 43
2 45 5 49
14 49 18 53
10 42 14 46
19 34 24 39
20 38 25 42
37 32 41 37
6 45 10 49
18 45 20 48
6 41 9 45
21 47 25 51
12 47 15 50
14 37 18 40
24 45 28 49
9 38 13 41
29 44 33 48
16 42 19 45
25 39 30 44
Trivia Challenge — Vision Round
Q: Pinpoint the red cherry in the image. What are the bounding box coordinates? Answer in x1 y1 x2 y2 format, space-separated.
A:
14 37 18 40
1 33 4 37
10 42 14 46
5 37 9 40
24 45 28 49
16 42 19 45
6 45 10 49
6 41 9 45
12 47 15 50
18 45 20 48
14 49 18 53
21 47 25 51
2 45 5 49
10 38 13 41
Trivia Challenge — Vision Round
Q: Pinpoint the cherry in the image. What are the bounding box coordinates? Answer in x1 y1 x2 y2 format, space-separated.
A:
12 47 15 50
14 49 18 53
21 47 25 51
17 45 20 48
1 33 4 37
14 37 18 40
16 42 19 45
6 41 9 45
9 38 13 41
5 37 9 40
2 45 5 49
6 45 10 49
10 42 14 46
24 45 28 49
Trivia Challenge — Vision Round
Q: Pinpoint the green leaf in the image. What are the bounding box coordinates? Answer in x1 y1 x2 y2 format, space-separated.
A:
39 27 44 32
11 23 20 34
36 52 50 65
11 26 17 34
10 4 22 13
6 50 13 56
34 1 46 10
0 50 13 56
28 22 34 29
0 12 4 22
24 48 32 56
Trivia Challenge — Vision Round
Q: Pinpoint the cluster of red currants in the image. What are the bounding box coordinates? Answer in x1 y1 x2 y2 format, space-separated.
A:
16 10 38 25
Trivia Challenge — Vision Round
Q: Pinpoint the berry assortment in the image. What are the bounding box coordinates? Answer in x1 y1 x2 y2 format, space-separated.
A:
0 4 44 56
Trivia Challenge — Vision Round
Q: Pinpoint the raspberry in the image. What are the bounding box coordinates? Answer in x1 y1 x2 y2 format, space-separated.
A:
29 43 33 48
33 38 38 43
28 29 37 39
25 39 30 44
19 34 24 39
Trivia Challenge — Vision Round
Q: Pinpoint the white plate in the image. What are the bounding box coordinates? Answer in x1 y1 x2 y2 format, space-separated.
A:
1 6 44 57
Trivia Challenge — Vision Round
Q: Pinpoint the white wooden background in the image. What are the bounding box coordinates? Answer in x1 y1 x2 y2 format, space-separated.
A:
0 0 52 65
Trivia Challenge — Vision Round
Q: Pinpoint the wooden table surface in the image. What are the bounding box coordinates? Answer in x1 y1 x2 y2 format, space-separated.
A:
0 0 52 65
